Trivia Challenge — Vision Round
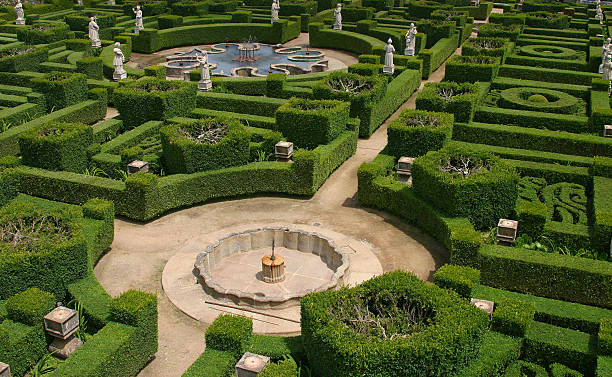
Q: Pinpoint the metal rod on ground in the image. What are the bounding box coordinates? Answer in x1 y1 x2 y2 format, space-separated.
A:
205 300 300 324
209 306 279 326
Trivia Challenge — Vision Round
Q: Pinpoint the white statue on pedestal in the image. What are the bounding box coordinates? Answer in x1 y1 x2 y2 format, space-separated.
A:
198 53 212 91
15 0 24 25
133 6 143 33
271 0 279 23
405 23 417 56
113 42 127 81
597 5 604 21
600 38 611 74
333 3 342 30
383 38 395 75
603 53 612 81
77 0 82 5
108 0 115 4
89 17 101 48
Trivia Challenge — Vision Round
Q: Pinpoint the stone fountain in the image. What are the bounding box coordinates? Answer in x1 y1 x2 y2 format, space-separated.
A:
261 239 285 283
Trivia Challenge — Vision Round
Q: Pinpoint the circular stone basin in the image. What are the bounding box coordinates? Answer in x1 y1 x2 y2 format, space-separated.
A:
194 227 350 309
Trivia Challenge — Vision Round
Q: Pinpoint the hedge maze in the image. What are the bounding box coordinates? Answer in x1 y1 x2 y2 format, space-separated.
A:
0 0 610 375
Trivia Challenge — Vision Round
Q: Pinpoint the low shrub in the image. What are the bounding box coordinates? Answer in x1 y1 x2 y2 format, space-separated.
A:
31 71 89 112
160 117 250 174
416 81 479 123
461 37 510 58
301 270 489 377
172 1 210 16
5 287 55 327
158 15 183 29
113 77 197 129
0 168 19 207
550 363 585 377
386 109 453 158
444 55 500 83
275 97 349 149
144 65 166 79
491 297 535 337
259 358 298 377
432 264 480 298
16 23 69 44
600 319 612 356
205 314 253 357
504 360 549 376
0 45 48 73
0 320 47 377
412 144 519 229
19 122 93 173
76 57 103 80
182 349 235 377
498 87 580 115
455 331 521 377
477 23 521 41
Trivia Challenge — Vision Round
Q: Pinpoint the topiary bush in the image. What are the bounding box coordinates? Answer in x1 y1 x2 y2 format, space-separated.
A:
504 360 549 376
275 97 350 149
600 318 612 356
18 122 93 173
0 45 48 72
160 117 250 174
386 109 453 158
205 314 253 357
76 57 104 80
433 264 480 298
416 82 480 123
301 270 489 377
491 297 536 338
411 144 520 229
444 55 501 83
499 87 580 115
16 23 70 44
113 77 197 129
5 287 56 327
31 71 89 112
462 37 510 58
258 358 298 377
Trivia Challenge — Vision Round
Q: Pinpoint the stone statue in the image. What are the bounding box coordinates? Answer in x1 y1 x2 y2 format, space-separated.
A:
89 17 101 48
600 38 611 74
597 5 604 21
271 0 279 24
77 0 82 5
113 42 126 81
383 38 395 75
405 23 417 56
333 3 342 30
198 52 212 91
108 0 115 4
603 53 612 81
15 0 24 25
133 6 143 33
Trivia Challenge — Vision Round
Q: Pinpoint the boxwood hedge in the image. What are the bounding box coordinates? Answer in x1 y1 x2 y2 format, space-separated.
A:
31 71 89 112
491 297 535 338
387 109 453 158
415 81 480 123
5 287 56 327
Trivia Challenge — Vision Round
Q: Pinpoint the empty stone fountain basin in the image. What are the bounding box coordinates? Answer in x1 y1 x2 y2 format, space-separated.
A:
194 227 350 309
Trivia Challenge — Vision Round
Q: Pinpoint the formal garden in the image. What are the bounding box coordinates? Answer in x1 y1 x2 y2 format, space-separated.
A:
0 0 610 375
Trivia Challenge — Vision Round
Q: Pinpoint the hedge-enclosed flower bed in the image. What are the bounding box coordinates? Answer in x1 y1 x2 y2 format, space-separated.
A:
387 109 454 158
498 87 580 115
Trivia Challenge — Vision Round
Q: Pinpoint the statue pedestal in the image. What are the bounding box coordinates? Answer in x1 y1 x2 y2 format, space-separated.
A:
198 79 212 91
113 70 127 81
333 23 341 30
383 65 394 75
15 19 24 25
404 48 415 56
91 40 101 48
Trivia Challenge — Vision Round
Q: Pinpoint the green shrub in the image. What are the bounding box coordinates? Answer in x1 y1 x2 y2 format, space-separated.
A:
17 23 69 44
172 1 209 16
5 287 55 327
275 97 349 149
0 168 19 207
491 297 535 337
158 15 183 29
160 117 250 174
312 71 387 119
462 37 510 59
525 12 569 29
181 349 235 377
504 360 548 376
597 356 612 377
205 314 253 357
0 320 47 377
64 13 117 31
66 274 111 332
477 23 521 41
0 45 47 73
444 55 500 83
31 71 89 112
387 109 453 158
0 201 88 299
66 39 91 52
499 87 580 115
416 82 479 123
433 264 480 298
144 65 166 79
550 363 585 377
302 270 489 377
516 200 547 239
259 358 298 377
113 77 197 129
455 331 521 377
76 56 103 80
523 321 596 375
19 122 93 173
248 334 304 362
600 319 612 356
412 144 519 229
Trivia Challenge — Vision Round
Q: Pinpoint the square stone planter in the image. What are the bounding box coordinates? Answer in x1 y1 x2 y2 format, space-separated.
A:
275 141 293 161
397 156 415 176
496 219 518 244
0 362 10 377
235 352 270 377
471 298 494 314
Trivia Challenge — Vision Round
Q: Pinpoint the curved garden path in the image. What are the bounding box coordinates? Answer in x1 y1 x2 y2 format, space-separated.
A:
95 38 470 377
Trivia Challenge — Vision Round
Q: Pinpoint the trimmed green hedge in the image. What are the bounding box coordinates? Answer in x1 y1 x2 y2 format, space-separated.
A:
416 81 480 123
0 319 47 377
432 264 480 298
275 97 349 149
498 87 580 115
181 349 235 377
491 297 535 338
599 319 612 356
387 109 453 158
205 314 253 357
113 77 197 129
160 117 250 174
504 360 549 376
31 71 88 112
445 55 500 83
412 144 519 229
259 358 298 377
16 23 69 44
455 331 521 377
301 270 489 377
5 287 55 327
19 122 93 173
550 363 584 377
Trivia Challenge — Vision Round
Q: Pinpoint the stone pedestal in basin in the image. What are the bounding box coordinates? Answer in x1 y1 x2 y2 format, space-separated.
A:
262 254 285 283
